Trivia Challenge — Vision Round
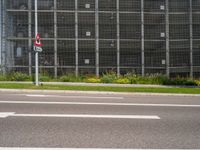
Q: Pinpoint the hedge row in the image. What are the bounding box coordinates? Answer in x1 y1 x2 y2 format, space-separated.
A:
0 72 199 86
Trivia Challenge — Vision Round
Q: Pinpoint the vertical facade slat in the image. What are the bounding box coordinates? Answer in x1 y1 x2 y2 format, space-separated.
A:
54 0 57 78
116 0 120 76
95 0 99 77
141 0 144 76
165 0 170 77
2 0 6 74
189 0 193 78
28 0 32 75
75 0 78 77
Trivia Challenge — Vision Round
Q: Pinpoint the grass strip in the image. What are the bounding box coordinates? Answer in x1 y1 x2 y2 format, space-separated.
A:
0 83 200 94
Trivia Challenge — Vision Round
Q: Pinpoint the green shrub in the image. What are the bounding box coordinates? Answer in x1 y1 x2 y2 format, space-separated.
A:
124 73 138 84
195 80 200 86
59 73 84 82
84 77 101 83
163 77 197 86
0 75 7 81
114 78 130 84
9 72 31 81
100 71 118 83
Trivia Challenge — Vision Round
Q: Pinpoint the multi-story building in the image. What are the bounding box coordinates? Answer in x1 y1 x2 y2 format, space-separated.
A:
0 0 200 78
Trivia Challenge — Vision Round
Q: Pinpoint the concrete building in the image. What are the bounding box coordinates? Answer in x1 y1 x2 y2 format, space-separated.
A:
0 0 200 78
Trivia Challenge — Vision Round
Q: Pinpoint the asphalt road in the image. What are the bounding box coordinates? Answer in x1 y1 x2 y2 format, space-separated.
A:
0 92 200 149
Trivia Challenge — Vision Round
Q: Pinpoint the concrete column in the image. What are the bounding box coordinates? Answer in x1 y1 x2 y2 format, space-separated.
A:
141 0 144 76
54 0 57 78
165 0 170 77
2 0 6 74
116 0 120 77
189 0 193 79
75 0 78 77
28 0 32 75
95 0 99 77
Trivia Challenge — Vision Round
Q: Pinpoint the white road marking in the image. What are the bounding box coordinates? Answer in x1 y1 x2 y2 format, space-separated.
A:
25 94 124 99
0 112 160 119
0 100 200 108
0 112 15 118
0 148 199 150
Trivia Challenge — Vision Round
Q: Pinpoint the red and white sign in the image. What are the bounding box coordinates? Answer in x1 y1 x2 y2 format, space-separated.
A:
34 34 42 47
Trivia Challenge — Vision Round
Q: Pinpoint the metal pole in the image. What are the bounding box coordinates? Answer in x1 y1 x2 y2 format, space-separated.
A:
35 0 39 86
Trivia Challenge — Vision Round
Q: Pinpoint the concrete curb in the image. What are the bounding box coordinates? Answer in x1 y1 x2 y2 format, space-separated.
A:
0 88 200 97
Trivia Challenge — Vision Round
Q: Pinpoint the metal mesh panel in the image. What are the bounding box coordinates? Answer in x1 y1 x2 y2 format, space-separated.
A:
9 67 29 74
169 41 190 67
120 13 141 39
32 0 54 10
193 40 200 66
169 25 189 39
57 13 75 38
57 40 75 66
144 0 165 12
99 13 117 39
169 0 189 12
99 0 116 11
78 13 95 39
32 12 54 38
120 41 141 67
119 0 141 12
79 68 95 75
6 0 28 10
99 40 117 67
193 0 200 12
7 12 28 38
78 0 95 11
57 68 76 76
78 40 95 67
144 41 166 67
6 40 29 67
57 0 75 10
193 14 200 39
144 25 165 40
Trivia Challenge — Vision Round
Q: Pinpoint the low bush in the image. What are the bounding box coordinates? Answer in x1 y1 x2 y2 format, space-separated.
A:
113 78 130 84
9 72 31 81
59 73 84 82
84 77 101 83
0 75 7 81
100 71 118 83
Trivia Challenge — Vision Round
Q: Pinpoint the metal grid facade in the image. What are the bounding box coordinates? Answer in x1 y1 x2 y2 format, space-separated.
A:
1 0 200 78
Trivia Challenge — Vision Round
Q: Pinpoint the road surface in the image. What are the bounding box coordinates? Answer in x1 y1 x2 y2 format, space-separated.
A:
0 92 200 149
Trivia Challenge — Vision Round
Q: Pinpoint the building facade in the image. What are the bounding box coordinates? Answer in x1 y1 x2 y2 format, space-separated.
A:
0 0 200 78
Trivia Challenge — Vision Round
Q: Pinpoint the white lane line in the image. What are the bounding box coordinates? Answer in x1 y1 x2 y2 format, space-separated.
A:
0 112 160 119
0 101 200 108
25 94 124 99
0 148 199 150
